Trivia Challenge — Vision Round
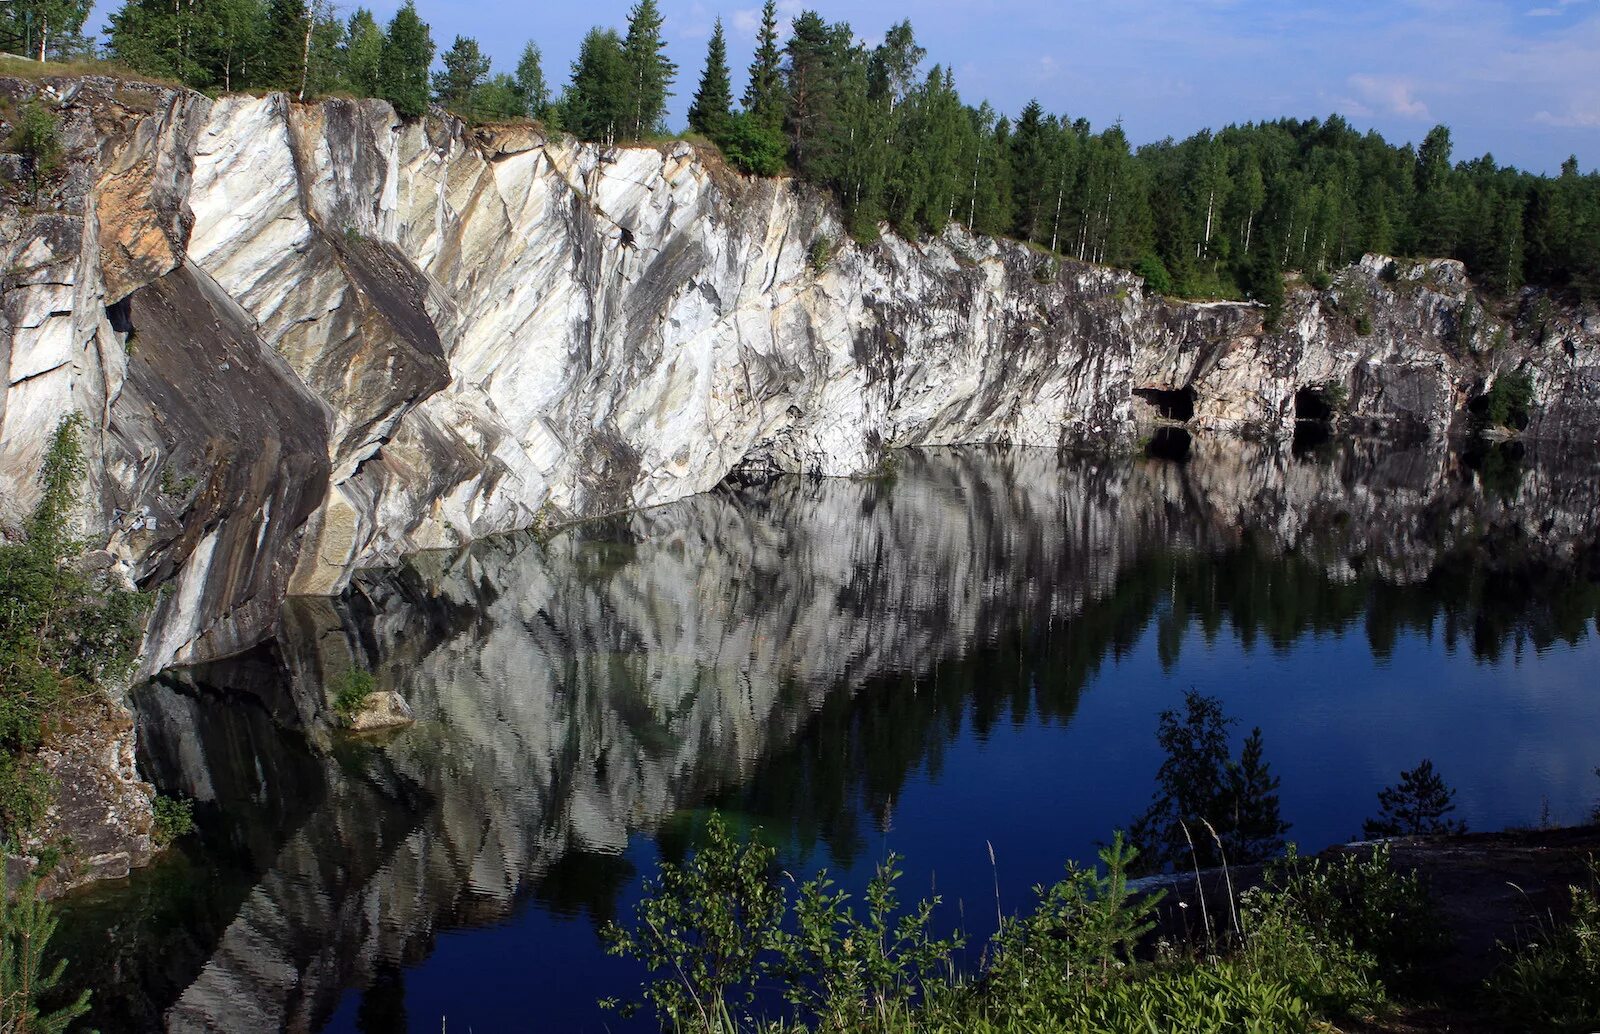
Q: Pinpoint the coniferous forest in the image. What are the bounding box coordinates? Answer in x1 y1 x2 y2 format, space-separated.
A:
4 0 1597 303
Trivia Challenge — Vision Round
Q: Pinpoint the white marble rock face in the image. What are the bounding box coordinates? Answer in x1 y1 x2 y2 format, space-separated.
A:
1 81 1597 672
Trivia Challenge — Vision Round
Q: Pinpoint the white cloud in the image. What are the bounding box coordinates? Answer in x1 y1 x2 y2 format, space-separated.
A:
1347 74 1431 119
1533 106 1600 127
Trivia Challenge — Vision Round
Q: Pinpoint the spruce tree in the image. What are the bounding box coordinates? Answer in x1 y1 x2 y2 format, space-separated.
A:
377 0 435 119
433 35 491 113
514 42 551 121
342 8 384 98
742 0 784 129
688 17 733 140
621 0 675 140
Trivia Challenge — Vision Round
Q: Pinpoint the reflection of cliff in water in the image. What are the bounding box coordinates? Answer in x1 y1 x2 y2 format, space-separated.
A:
56 440 1600 1032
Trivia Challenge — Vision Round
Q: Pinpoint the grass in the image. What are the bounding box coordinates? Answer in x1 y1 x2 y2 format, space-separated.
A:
0 53 183 90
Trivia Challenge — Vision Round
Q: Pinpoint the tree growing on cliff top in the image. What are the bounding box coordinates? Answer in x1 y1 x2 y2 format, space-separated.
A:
377 0 434 118
341 8 384 99
561 27 628 144
432 34 490 113
620 0 675 139
687 17 732 140
742 0 785 129
514 42 551 122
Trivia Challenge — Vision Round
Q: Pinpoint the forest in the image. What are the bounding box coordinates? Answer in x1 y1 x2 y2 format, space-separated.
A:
4 0 1598 304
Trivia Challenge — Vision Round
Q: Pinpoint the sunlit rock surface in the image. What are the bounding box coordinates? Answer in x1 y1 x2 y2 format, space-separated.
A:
3 78 1597 676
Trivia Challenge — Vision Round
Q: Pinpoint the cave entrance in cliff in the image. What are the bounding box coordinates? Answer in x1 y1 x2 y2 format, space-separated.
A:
1292 385 1337 457
1133 386 1195 422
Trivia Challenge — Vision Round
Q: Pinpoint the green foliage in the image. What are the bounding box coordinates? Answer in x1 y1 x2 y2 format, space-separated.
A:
687 18 733 140
619 0 675 140
341 8 384 97
1 0 94 61
0 880 91 1034
377 0 434 118
1058 960 1316 1033
779 853 963 1029
600 811 786 1027
713 112 786 177
329 669 375 726
432 34 490 112
808 235 835 274
1485 856 1600 1030
985 833 1161 1017
1251 844 1446 991
741 0 784 130
151 794 194 847
1244 249 1286 331
6 101 60 202
1482 371 1535 431
1 417 148 847
1364 759 1467 838
1135 255 1173 295
560 28 629 143
1128 690 1289 873
514 42 550 122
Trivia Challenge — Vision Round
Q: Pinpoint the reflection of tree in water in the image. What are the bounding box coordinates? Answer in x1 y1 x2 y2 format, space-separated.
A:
707 530 1600 871
51 439 1600 1031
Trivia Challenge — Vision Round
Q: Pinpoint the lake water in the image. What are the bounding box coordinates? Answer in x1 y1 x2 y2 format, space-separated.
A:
55 437 1600 1033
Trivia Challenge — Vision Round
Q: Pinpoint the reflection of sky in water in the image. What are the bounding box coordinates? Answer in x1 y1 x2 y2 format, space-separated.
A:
355 584 1600 1033
58 442 1600 1034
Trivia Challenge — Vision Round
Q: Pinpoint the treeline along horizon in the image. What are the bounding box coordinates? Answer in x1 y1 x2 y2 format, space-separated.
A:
7 0 1597 304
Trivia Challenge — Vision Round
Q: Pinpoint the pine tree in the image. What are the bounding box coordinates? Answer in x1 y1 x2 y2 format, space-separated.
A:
688 17 733 140
1224 727 1288 862
0 881 90 1034
742 0 784 129
1364 759 1467 837
433 35 491 113
514 42 551 121
1 0 93 62
377 0 435 119
620 0 675 140
342 8 384 98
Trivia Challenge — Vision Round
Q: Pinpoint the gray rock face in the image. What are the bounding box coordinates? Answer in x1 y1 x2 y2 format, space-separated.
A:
2 77 1598 677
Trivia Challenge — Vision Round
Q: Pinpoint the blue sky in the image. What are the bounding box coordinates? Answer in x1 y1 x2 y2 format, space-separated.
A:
97 0 1600 172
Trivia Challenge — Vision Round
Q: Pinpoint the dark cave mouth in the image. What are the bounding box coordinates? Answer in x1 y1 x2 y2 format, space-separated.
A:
1133 386 1196 422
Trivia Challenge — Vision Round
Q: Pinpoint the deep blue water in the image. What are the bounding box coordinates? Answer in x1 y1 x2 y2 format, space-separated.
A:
55 438 1600 1033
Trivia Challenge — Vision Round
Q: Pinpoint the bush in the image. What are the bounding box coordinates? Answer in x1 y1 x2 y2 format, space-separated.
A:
1253 843 1446 988
151 795 194 847
1486 856 1600 1029
330 669 376 726
1482 371 1534 431
808 235 835 275
714 112 786 177
5 101 61 201
0 416 148 847
1136 255 1173 295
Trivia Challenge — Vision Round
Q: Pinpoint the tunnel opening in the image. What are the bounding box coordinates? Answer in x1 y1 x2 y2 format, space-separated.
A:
1132 386 1195 422
105 297 134 335
1144 426 1192 463
1293 385 1335 424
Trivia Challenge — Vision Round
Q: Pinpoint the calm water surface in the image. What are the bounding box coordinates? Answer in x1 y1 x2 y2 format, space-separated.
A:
56 438 1600 1032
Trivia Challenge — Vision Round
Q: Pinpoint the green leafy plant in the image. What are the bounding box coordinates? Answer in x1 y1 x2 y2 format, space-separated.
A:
1486 856 1600 1030
1 416 148 847
151 794 194 847
600 811 786 1028
808 235 835 275
329 669 376 727
0 880 92 1033
714 111 786 177
5 101 61 202
1481 371 1534 431
985 832 1162 1019
778 853 964 1030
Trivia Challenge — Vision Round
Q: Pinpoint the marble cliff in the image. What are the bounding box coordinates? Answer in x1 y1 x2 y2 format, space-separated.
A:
4 76 1598 678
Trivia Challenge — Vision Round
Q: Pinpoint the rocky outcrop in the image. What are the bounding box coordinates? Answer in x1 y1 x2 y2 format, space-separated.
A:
2 75 1598 679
